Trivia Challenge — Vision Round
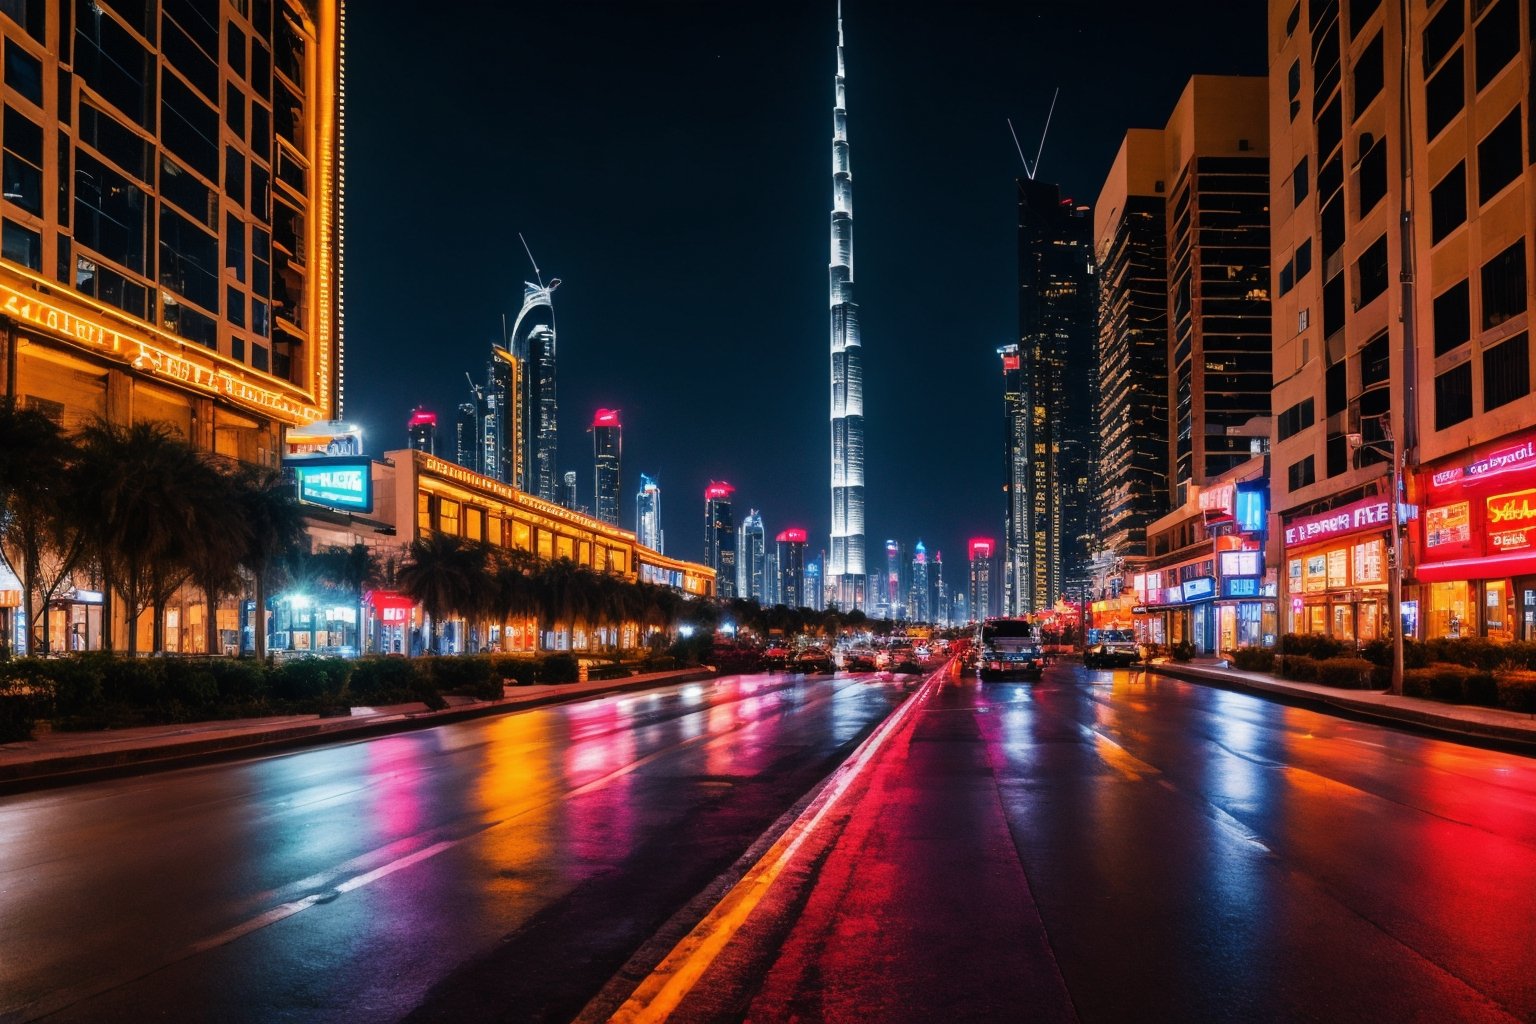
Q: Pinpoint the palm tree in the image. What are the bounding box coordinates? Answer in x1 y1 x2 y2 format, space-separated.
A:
0 401 88 655
315 542 383 654
398 533 487 654
232 464 307 660
535 558 597 650
184 457 252 656
75 420 205 656
489 547 539 651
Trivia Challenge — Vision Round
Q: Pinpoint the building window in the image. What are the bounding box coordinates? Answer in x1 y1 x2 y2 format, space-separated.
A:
1347 0 1381 38
2 105 43 217
1322 193 1346 257
78 103 151 183
74 150 149 274
1474 0 1519 91
1360 331 1390 387
1316 95 1343 160
1425 50 1465 140
73 10 154 129
1293 155 1309 206
1357 134 1387 215
1434 279 1472 354
1327 432 1350 478
1288 59 1302 120
1434 361 1473 429
1296 238 1313 281
1355 233 1389 308
1430 162 1467 243
1288 456 1317 491
1 218 40 270
1326 360 1348 416
1483 332 1531 410
252 343 268 372
4 39 43 105
1353 32 1384 116
1477 107 1522 205
1423 1 1464 74
1279 261 1295 297
231 335 245 362
1481 239 1527 329
1278 397 1315 440
1324 270 1346 337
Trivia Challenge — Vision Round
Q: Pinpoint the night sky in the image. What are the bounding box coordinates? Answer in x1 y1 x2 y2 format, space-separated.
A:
345 1 1267 577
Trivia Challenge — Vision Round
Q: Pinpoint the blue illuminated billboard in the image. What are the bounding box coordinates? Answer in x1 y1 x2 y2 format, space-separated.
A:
292 459 373 513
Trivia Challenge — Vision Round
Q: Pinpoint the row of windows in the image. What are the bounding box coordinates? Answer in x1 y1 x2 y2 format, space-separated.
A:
1432 238 1526 355
1425 0 1522 142
416 491 632 574
1434 331 1532 428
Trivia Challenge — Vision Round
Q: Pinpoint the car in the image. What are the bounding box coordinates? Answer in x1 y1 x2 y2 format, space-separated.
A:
842 647 878 671
795 648 835 674
1083 630 1143 669
762 645 792 670
977 618 1046 681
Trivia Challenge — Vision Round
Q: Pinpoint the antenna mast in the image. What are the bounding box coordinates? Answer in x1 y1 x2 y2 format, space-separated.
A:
1007 87 1060 181
518 232 543 288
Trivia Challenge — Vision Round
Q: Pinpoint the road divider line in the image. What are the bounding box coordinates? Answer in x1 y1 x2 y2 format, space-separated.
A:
606 667 945 1024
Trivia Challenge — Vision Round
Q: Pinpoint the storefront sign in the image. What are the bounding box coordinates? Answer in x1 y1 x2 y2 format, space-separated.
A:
1182 576 1216 602
1425 501 1471 549
1487 488 1536 552
365 591 415 625
1431 436 1536 489
1304 554 1327 593
1222 577 1261 598
1235 488 1267 533
1284 496 1416 546
1352 539 1385 585
1219 550 1263 578
1199 484 1235 515
0 284 324 424
293 459 373 512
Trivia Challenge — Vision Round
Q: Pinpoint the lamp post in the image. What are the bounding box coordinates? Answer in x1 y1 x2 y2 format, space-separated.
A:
1349 414 1406 696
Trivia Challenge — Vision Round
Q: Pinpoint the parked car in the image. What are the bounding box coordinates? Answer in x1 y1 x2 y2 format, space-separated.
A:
1083 629 1143 669
795 648 835 674
842 647 878 671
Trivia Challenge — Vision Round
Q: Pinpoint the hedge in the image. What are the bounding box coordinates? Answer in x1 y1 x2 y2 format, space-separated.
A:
1277 655 1318 682
1496 670 1536 713
0 649 655 736
1312 657 1377 689
1231 648 1275 672
1401 663 1498 706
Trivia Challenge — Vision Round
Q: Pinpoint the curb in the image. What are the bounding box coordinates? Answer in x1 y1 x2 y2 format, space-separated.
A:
0 668 718 796
1147 662 1536 755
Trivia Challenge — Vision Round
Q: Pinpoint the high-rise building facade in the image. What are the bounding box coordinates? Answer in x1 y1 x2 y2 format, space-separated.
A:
884 538 903 619
738 508 767 601
909 540 930 623
827 4 866 611
1011 180 1096 615
1095 131 1172 570
969 538 995 622
704 481 736 599
408 408 437 456
482 345 519 486
1270 0 1536 645
591 408 621 527
805 556 824 611
777 528 808 608
455 402 479 473
933 550 948 627
560 470 580 514
0 0 344 451
636 474 662 553
510 279 558 501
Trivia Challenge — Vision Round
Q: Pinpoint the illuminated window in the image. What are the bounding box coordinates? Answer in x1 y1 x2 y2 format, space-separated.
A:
438 497 460 535
417 491 431 533
464 506 484 542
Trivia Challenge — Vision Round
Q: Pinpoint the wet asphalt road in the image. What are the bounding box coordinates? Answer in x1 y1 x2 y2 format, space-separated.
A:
669 661 1536 1024
0 673 909 1023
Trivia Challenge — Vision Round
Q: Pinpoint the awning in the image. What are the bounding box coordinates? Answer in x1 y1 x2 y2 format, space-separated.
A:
1414 553 1536 582
364 591 416 618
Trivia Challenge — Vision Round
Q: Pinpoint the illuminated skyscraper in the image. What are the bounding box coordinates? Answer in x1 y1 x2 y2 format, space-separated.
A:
1010 180 1095 613
884 539 903 620
777 529 808 608
591 409 621 526
969 539 995 622
407 408 437 456
933 550 947 627
454 402 479 473
704 482 737 599
510 279 559 500
738 510 767 602
805 557 824 612
909 541 930 623
828 3 866 611
636 474 663 553
482 346 519 486
561 471 579 513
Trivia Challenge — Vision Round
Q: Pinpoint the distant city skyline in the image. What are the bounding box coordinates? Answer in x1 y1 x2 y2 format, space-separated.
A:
346 1 1268 572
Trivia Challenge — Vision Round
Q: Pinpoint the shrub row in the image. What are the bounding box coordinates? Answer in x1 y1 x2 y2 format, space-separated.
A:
0 650 622 739
1276 654 1378 688
1231 648 1276 672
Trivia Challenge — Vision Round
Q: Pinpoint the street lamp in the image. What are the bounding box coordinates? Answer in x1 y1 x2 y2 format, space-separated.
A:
1348 413 1406 696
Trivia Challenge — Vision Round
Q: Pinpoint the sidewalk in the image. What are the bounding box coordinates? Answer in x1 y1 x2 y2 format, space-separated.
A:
0 667 715 793
1147 657 1536 751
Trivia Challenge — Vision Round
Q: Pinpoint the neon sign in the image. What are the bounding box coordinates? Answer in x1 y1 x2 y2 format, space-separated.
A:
1 284 322 423
1487 488 1536 551
1283 496 1416 547
1432 437 1536 489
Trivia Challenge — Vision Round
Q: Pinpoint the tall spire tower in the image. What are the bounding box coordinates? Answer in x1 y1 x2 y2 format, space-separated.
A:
828 0 866 611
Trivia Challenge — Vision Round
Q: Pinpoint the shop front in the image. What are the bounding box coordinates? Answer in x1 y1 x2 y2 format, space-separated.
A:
1132 567 1218 654
1282 496 1397 644
1417 430 1536 641
1215 548 1278 652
